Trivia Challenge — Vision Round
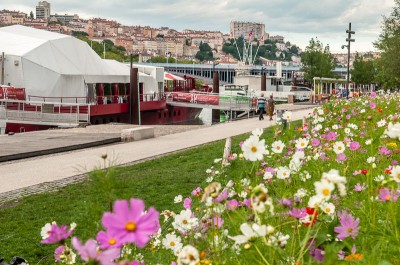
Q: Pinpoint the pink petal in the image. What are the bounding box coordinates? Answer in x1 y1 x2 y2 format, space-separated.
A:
127 198 145 221
113 200 130 219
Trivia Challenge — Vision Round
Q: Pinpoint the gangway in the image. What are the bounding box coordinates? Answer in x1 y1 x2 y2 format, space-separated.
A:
0 99 90 128
165 91 257 112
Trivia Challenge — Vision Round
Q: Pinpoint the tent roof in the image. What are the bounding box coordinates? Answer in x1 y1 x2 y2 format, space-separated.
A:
0 25 69 56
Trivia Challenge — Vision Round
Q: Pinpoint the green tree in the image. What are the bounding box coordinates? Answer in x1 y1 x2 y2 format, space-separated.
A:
195 42 213 62
301 38 335 82
350 53 377 86
374 0 400 88
30 11 34 19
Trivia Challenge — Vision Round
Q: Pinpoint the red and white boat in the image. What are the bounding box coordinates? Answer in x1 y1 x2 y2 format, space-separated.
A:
0 25 202 134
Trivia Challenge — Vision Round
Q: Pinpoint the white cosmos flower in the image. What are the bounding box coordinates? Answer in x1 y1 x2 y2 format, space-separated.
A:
332 125 338 130
317 107 324 115
252 128 263 137
241 135 266 161
40 221 57 240
177 245 200 265
314 124 322 131
174 195 183 203
295 138 309 149
283 111 293 120
320 202 336 215
344 128 351 134
173 209 198 233
333 141 346 154
385 122 400 140
271 140 285 153
294 188 308 198
308 195 324 208
377 119 387 127
228 223 267 244
162 233 183 253
390 165 400 183
276 166 291 179
367 157 376 164
314 180 335 200
322 169 346 184
365 139 372 145
263 171 273 180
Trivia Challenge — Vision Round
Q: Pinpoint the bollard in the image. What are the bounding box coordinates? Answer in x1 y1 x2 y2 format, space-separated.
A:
222 137 232 167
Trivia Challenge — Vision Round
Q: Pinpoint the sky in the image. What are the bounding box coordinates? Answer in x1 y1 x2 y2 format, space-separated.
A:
2 0 396 53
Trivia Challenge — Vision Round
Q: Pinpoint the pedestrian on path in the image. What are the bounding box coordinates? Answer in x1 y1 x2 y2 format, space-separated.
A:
257 93 266 120
267 94 275 121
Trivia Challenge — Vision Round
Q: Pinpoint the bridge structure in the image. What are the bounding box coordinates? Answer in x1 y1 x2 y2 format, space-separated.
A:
141 63 348 84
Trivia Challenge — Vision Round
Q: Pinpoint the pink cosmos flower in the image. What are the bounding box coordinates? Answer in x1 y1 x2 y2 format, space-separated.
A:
41 224 74 244
101 198 160 248
349 141 360 151
327 132 338 141
346 114 351 120
289 208 307 219
336 153 347 162
370 91 377 99
191 187 201 197
72 237 120 265
311 138 320 147
334 211 360 240
226 199 239 210
369 102 376 109
96 230 123 249
378 187 399 202
379 146 392 155
213 189 229 203
241 198 252 209
354 183 366 192
54 245 71 262
183 197 192 209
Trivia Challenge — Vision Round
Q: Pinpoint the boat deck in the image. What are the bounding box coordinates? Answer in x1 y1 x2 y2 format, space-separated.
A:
0 130 121 163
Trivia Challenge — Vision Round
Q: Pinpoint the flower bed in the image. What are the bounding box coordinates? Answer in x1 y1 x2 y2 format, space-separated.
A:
39 92 400 264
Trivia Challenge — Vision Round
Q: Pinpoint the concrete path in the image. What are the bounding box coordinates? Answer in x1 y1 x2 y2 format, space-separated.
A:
0 107 313 197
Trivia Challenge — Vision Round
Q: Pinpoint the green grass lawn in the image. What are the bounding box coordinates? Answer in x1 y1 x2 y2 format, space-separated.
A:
0 126 278 264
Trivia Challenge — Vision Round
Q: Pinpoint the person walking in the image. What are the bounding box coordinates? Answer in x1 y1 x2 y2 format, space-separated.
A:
267 94 275 121
257 93 266 120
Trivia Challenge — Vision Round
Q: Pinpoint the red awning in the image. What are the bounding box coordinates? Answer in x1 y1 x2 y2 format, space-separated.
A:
164 72 185 81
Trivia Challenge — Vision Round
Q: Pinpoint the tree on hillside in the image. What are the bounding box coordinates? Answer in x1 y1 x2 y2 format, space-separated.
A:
195 42 213 62
350 53 377 87
374 0 400 88
301 38 335 82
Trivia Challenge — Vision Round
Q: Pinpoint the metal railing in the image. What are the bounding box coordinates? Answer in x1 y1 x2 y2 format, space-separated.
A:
0 99 90 126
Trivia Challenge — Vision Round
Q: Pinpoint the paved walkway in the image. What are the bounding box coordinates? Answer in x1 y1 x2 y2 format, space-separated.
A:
0 106 314 200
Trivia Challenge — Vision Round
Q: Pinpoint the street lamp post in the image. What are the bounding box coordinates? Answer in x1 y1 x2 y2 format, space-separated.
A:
342 22 355 99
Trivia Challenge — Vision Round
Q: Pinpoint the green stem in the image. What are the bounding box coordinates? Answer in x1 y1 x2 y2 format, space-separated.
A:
254 244 271 265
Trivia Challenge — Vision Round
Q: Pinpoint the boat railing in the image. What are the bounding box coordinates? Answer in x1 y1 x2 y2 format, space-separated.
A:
0 98 90 126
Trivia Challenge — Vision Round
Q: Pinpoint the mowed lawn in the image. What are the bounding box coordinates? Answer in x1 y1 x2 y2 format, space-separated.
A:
0 126 277 264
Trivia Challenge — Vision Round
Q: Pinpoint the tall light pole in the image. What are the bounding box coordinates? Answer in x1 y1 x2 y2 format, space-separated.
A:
343 22 355 99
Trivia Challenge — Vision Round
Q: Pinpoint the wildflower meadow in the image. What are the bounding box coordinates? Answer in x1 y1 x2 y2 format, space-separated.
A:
34 92 400 264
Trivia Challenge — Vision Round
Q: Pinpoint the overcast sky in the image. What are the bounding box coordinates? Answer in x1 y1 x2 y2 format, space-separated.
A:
2 0 396 53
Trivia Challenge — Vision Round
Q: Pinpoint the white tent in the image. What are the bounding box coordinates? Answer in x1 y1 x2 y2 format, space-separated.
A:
0 25 163 99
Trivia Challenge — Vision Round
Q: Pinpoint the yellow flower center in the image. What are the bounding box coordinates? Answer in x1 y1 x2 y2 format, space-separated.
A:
385 195 391 201
322 188 330 196
301 143 305 147
170 241 175 246
251 146 257 153
125 221 136 232
347 227 353 233
326 208 331 213
182 219 188 225
188 254 196 261
338 146 342 150
276 146 281 150
397 173 400 180
108 238 116 245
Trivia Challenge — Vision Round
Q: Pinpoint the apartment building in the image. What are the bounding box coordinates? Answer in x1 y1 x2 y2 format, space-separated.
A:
0 10 27 25
36 1 51 19
230 21 265 40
